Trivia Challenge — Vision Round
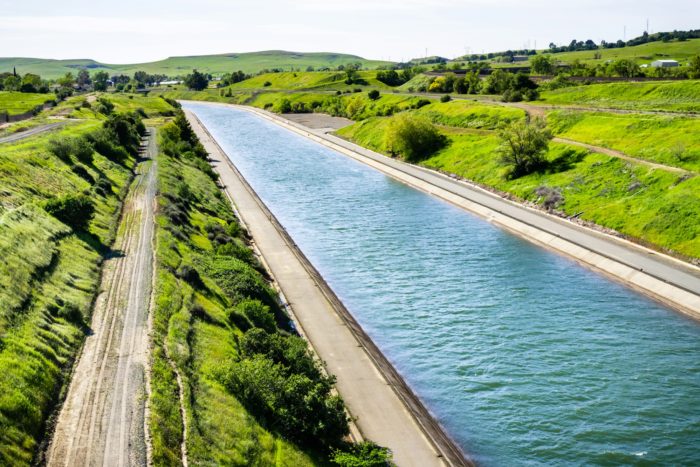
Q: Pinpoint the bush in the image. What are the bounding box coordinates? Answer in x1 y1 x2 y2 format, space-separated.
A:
367 90 380 100
236 299 276 333
497 118 552 179
48 136 93 164
275 98 292 113
440 94 451 103
44 194 95 231
332 441 393 467
383 114 447 162
95 97 114 115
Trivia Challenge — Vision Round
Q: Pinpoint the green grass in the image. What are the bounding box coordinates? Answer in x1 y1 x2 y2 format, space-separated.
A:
0 51 392 80
547 110 700 171
0 105 149 463
539 80 700 112
150 119 324 466
543 38 700 66
413 100 525 129
0 91 55 116
227 70 391 91
337 116 700 259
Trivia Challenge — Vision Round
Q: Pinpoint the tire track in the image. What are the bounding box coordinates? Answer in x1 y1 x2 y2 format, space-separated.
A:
47 129 157 467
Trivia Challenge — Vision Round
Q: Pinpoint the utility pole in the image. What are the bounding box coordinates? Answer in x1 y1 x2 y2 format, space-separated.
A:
646 18 649 33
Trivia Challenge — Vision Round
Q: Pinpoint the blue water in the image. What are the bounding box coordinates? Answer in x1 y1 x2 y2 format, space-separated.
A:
185 103 700 466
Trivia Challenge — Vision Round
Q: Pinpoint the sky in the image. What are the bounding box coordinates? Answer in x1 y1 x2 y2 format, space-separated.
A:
1 0 698 63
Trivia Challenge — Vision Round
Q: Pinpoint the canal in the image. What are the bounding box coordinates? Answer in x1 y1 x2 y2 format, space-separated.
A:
184 102 700 466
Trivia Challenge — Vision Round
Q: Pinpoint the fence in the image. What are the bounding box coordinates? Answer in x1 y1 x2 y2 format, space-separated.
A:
0 101 56 124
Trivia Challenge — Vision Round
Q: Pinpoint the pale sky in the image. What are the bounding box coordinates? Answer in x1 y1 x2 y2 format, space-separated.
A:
1 0 698 63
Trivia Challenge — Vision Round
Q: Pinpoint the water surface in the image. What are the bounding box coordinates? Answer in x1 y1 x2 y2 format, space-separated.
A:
185 103 700 466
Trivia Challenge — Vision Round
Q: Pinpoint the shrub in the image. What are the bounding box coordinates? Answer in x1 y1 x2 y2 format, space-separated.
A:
367 90 380 100
497 118 552 179
236 299 276 333
440 94 451 103
383 114 447 162
534 186 563 210
44 194 95 231
331 441 393 467
263 81 272 87
48 136 94 164
95 97 114 115
275 98 292 113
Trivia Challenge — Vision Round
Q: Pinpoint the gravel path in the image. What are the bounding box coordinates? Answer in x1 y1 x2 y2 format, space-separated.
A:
47 129 157 467
0 122 65 144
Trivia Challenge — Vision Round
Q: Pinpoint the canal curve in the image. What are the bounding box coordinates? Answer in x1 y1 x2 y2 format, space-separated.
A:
184 102 700 466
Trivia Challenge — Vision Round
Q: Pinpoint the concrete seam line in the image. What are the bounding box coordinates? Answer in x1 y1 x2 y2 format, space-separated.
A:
225 103 700 321
184 109 472 467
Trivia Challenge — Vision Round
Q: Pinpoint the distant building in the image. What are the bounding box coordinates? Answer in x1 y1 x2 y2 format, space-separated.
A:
651 59 679 68
512 55 529 62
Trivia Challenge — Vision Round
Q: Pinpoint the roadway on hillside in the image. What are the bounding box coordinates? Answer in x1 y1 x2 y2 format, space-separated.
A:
0 122 66 144
185 108 471 467
47 129 157 467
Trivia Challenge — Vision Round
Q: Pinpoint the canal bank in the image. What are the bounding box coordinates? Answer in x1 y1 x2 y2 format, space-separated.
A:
180 101 700 321
184 109 472 467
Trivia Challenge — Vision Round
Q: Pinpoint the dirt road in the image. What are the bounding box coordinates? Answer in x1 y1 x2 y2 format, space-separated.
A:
0 122 65 144
47 129 157 467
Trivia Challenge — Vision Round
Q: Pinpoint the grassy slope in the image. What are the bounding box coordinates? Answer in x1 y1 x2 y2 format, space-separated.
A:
545 38 700 65
0 91 55 115
150 123 320 465
0 118 136 464
547 110 700 171
227 70 391 91
337 112 700 259
539 80 700 112
0 51 392 79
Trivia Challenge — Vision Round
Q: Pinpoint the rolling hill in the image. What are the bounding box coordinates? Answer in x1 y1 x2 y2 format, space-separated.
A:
0 51 393 79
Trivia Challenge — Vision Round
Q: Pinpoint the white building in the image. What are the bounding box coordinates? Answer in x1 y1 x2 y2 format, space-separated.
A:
650 60 679 68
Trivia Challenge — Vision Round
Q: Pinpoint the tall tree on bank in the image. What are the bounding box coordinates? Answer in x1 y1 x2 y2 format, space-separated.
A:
184 69 209 91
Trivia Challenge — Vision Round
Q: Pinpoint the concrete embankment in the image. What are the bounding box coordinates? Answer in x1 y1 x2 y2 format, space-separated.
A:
184 109 472 467
182 101 700 322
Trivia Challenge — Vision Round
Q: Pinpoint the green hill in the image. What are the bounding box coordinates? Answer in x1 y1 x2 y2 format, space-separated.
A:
0 51 393 80
547 38 700 65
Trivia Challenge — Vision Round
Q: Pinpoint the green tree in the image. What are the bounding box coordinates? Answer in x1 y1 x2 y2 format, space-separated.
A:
610 59 641 78
20 73 42 93
530 54 555 75
76 69 91 89
482 70 514 94
367 89 380 100
44 194 95 231
93 71 110 91
497 118 552 178
184 69 209 91
57 72 75 88
383 114 447 162
688 55 700 79
3 75 21 91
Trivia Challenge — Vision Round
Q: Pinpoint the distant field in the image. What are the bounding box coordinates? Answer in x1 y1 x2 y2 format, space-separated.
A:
547 39 700 65
539 80 700 112
0 51 392 80
227 70 391 91
0 91 54 115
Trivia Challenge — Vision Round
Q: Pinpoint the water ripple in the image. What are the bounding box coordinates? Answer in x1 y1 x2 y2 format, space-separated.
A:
186 103 700 466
